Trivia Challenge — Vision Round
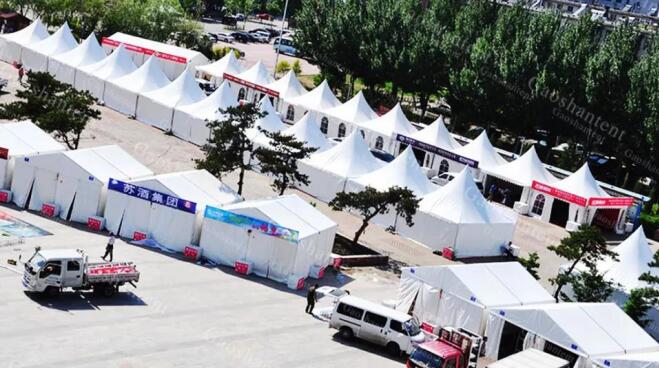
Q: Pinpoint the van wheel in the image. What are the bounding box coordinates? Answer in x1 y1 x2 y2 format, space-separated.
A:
339 327 354 340
102 284 116 298
45 286 59 298
386 342 401 357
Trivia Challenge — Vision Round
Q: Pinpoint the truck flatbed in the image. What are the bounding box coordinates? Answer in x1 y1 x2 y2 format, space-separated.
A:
85 262 140 284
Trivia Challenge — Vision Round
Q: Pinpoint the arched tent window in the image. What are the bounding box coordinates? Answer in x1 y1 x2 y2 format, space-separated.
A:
532 194 545 215
338 123 346 138
286 105 295 121
238 88 246 101
320 117 329 134
439 159 449 174
375 136 384 150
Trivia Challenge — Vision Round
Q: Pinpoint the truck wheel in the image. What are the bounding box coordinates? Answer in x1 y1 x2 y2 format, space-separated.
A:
102 284 116 298
339 327 354 340
45 286 59 298
386 342 401 357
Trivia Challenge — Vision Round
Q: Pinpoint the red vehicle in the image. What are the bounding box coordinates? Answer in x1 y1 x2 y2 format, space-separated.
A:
407 328 481 368
256 13 272 21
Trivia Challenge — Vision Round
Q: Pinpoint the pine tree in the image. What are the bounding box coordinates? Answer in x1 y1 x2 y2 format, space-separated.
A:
254 132 317 195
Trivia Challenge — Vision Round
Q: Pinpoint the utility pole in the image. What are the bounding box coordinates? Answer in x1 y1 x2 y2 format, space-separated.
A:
273 0 290 79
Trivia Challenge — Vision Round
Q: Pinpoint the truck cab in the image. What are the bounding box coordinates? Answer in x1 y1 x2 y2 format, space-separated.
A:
407 328 482 368
23 249 85 295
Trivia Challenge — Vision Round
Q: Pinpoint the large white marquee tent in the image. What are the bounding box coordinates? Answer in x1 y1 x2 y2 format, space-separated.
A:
21 22 78 72
396 263 554 335
284 80 341 122
48 33 107 86
171 81 237 146
200 194 337 284
0 18 48 63
298 131 385 202
11 145 152 224
358 103 417 154
75 44 137 100
0 121 65 190
104 169 241 252
196 51 243 86
321 91 377 138
104 54 171 116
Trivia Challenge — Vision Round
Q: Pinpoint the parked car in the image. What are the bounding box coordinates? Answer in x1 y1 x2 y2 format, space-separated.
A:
221 15 238 26
253 28 280 37
431 171 457 186
235 13 245 21
206 32 219 42
231 31 255 43
255 13 272 21
273 36 299 56
197 79 217 95
370 148 395 163
216 32 235 43
249 30 269 43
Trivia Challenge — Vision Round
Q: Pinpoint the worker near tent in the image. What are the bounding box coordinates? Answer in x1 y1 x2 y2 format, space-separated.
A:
487 183 497 201
305 284 319 314
102 233 116 262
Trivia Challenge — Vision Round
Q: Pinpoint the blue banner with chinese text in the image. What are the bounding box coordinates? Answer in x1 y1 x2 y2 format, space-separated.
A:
108 178 197 214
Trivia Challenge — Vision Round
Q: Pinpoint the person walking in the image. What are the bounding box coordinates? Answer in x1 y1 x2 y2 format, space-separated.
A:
17 64 24 83
305 284 319 314
102 233 115 262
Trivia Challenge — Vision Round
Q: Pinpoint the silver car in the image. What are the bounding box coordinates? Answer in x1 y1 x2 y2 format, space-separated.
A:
217 32 235 43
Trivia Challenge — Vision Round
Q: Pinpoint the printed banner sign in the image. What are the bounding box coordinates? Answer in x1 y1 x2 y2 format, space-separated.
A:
223 73 280 98
395 134 479 168
204 206 299 243
102 37 188 64
532 180 587 207
588 197 634 207
108 178 197 214
0 147 8 160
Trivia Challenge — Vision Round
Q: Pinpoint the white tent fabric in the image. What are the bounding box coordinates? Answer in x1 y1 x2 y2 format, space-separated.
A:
454 131 507 169
196 51 243 85
282 113 331 152
136 67 206 131
298 131 385 202
200 194 337 282
598 226 659 291
0 18 49 63
232 60 275 102
104 55 171 116
74 44 137 100
396 263 554 334
410 117 461 151
552 163 610 199
104 169 241 251
48 33 107 86
285 80 341 121
358 103 417 152
0 121 65 189
246 96 286 144
171 81 237 145
10 145 152 224
21 22 78 72
323 90 378 125
482 146 558 187
266 70 307 100
485 303 659 364
595 352 659 368
397 168 517 256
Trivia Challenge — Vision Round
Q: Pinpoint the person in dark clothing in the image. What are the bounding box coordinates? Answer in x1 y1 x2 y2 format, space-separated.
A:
102 234 115 262
305 284 319 314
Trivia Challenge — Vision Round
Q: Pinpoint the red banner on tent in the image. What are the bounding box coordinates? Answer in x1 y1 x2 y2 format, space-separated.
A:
101 37 188 64
588 197 634 207
223 73 280 98
0 147 8 160
531 180 588 207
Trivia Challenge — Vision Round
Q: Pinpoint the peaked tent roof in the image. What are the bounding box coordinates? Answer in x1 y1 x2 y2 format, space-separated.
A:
246 96 286 143
106 32 207 63
454 131 507 169
322 91 377 124
176 81 237 120
595 351 659 368
266 70 307 100
108 54 171 94
141 66 206 108
196 51 243 78
0 121 65 157
410 116 461 151
482 146 558 187
492 303 659 358
283 112 331 152
0 17 48 44
50 32 107 69
23 22 78 57
80 44 137 81
359 103 417 138
420 168 516 224
285 80 341 111
552 163 610 199
302 130 385 178
63 145 153 183
351 147 437 196
237 60 274 86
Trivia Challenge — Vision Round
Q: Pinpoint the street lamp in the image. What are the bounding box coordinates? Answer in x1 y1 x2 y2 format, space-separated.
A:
273 0 290 79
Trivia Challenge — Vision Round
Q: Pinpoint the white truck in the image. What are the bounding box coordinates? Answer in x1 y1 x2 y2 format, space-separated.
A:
22 248 140 297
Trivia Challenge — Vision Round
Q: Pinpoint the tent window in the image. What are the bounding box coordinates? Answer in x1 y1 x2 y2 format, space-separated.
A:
532 194 545 215
238 88 246 101
439 159 449 174
375 136 384 150
286 105 295 121
320 117 329 134
338 123 346 138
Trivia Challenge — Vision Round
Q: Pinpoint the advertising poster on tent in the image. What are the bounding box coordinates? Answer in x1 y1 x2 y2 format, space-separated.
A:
222 73 280 98
0 147 8 160
531 180 588 207
108 178 197 214
204 206 299 243
395 134 479 168
101 37 187 64
587 196 634 207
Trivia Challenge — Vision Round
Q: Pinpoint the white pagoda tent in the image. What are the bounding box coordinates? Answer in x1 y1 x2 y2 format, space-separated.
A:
408 117 462 173
104 169 241 252
0 18 49 63
284 80 341 122
321 91 377 138
397 168 517 257
48 33 107 86
104 55 171 116
246 96 286 143
196 51 243 86
396 263 554 335
266 70 307 113
74 44 137 100
298 131 385 202
21 22 78 72
136 67 206 131
171 81 237 146
358 103 417 154
451 131 507 179
231 60 275 103
282 113 331 152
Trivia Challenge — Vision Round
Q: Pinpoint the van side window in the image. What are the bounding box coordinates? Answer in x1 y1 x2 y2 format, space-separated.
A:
337 303 364 320
40 261 62 278
363 312 387 327
390 320 405 334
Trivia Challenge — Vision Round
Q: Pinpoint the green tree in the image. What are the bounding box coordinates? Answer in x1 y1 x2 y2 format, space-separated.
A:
548 224 617 302
254 132 317 195
517 251 541 280
624 251 659 326
195 103 265 195
225 0 257 28
567 263 616 302
291 60 302 76
0 71 100 150
275 60 291 75
329 186 419 246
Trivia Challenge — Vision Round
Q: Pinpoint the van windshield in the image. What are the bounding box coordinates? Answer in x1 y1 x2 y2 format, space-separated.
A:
405 318 421 336
410 347 444 368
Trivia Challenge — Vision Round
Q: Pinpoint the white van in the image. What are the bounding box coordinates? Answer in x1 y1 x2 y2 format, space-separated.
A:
273 37 299 56
329 296 426 355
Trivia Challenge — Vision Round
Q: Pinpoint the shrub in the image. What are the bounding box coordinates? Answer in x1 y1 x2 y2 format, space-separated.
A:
292 60 302 76
276 60 291 75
